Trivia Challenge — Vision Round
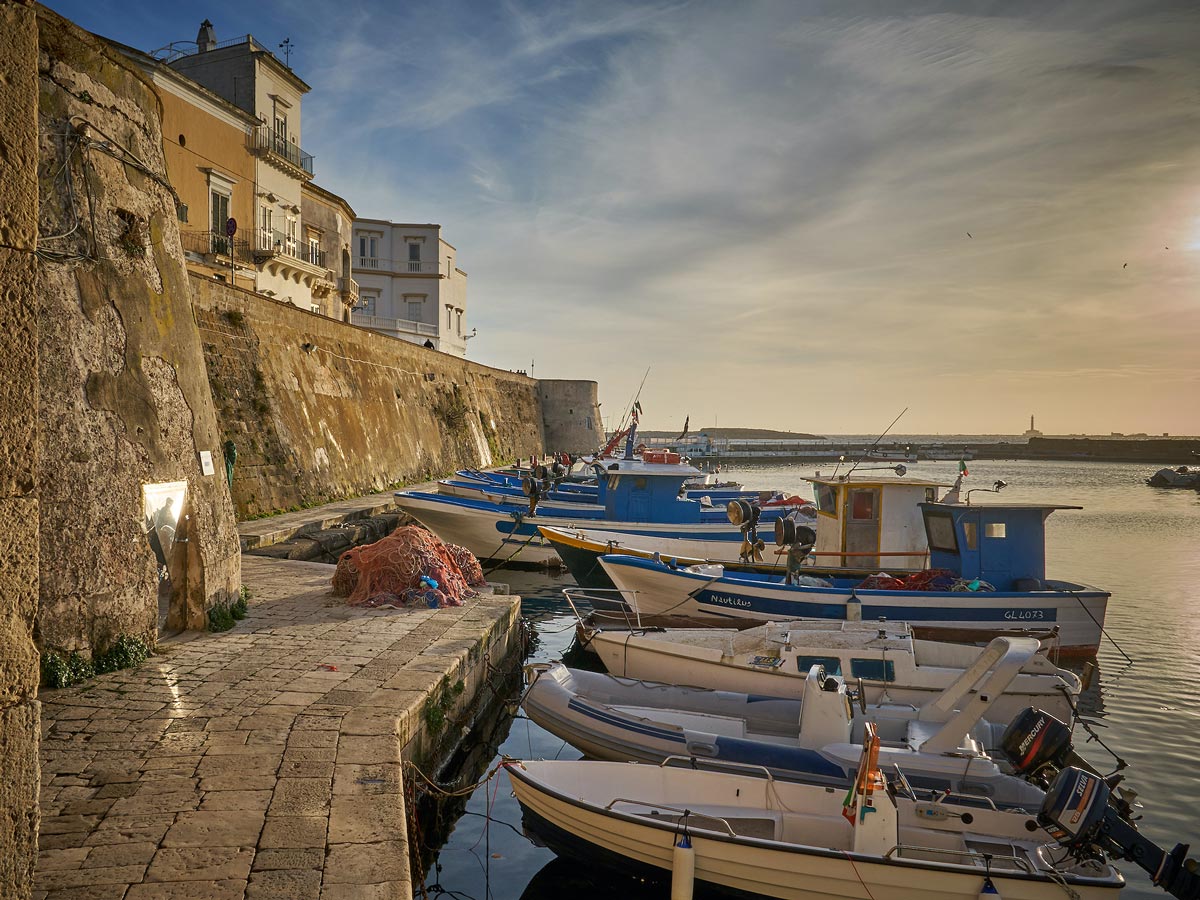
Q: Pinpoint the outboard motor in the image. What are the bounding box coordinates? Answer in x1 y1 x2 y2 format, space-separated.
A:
1042 767 1200 900
1000 707 1091 787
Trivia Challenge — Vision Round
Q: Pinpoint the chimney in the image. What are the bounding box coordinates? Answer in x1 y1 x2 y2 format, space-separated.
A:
196 19 216 53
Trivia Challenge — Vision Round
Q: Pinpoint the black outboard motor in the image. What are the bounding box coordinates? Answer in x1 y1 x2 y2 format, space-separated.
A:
774 517 817 584
1000 707 1093 787
1042 767 1200 900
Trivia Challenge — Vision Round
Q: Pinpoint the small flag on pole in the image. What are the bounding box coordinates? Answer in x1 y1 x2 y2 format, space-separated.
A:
959 459 969 477
676 416 689 442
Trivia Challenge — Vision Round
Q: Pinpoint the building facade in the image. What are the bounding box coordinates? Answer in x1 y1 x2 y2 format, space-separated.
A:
134 22 358 318
351 219 470 356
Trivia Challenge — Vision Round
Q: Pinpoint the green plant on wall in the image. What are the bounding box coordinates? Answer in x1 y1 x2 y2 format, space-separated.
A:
422 676 465 734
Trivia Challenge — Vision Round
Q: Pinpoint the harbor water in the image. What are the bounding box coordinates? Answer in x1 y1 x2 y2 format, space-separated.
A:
423 459 1200 900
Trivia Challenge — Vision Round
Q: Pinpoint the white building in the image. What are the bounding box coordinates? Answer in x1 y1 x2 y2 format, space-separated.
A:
351 219 470 356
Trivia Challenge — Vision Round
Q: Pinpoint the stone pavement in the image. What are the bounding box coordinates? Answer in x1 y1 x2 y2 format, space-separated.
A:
34 556 520 900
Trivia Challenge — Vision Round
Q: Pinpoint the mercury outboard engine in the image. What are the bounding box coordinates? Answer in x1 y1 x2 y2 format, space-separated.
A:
727 500 765 563
774 516 817 584
1004 709 1200 899
1042 767 1200 900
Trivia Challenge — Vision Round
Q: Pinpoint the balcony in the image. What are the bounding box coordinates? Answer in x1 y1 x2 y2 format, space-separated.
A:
353 313 439 338
248 125 314 178
338 276 360 306
179 228 253 263
355 257 442 276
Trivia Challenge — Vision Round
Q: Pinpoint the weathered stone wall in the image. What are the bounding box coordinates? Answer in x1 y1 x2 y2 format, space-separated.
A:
191 275 546 518
34 6 241 651
539 379 604 454
0 4 41 896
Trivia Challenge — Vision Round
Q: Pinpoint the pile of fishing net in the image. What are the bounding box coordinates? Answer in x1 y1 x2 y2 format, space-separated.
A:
332 525 487 609
855 568 959 591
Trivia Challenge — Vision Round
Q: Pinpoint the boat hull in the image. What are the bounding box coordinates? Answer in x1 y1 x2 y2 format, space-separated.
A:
585 628 1077 723
600 556 1110 656
508 761 1122 900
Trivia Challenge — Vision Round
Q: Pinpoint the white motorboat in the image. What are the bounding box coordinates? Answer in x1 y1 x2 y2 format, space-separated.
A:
580 617 1080 724
523 637 1058 807
506 741 1124 900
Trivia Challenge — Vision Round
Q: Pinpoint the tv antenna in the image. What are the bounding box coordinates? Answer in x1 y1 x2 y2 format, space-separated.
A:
278 38 294 66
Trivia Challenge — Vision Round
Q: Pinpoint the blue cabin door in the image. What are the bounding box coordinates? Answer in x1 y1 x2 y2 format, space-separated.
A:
843 488 881 569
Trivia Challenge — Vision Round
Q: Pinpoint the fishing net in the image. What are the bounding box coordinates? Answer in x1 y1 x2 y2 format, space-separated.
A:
332 525 487 609
854 568 961 591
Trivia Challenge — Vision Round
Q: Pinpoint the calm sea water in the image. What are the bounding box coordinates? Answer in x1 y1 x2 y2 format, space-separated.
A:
424 460 1200 900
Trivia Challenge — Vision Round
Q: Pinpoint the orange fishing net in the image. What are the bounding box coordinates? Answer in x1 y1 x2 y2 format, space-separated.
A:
332 525 487 608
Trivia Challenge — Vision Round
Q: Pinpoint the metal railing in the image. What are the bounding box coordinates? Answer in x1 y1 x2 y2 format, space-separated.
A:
352 314 439 336
338 276 360 304
355 257 442 275
248 125 314 176
304 245 326 268
179 228 253 263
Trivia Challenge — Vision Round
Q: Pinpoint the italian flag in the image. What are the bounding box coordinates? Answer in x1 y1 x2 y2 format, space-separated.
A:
959 459 969 477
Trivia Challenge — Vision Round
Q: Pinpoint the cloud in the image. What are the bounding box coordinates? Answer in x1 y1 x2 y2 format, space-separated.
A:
50 0 1200 432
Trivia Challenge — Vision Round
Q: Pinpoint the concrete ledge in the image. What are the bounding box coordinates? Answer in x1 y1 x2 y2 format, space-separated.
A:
35 556 522 900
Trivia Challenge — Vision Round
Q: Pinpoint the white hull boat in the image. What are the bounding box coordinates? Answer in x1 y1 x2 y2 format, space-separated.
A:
582 618 1080 724
601 555 1109 657
524 637 1059 807
507 756 1123 900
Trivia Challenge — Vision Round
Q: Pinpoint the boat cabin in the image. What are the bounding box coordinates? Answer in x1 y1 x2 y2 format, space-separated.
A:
919 503 1081 591
803 475 950 570
600 458 705 524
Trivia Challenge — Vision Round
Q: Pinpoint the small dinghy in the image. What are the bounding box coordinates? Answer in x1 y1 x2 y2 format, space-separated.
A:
506 728 1124 900
581 618 1080 724
523 637 1056 807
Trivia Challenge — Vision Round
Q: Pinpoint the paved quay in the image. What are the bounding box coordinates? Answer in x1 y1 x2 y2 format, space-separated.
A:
34 555 520 900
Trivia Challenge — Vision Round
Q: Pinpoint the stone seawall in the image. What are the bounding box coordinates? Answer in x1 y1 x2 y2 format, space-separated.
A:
191 276 547 518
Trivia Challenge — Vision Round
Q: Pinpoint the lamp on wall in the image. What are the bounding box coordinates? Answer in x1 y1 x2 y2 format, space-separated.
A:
465 328 478 340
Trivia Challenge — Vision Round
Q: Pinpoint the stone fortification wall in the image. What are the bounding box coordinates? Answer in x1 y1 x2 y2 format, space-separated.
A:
191 275 545 518
0 4 41 896
539 379 604 455
33 6 241 652
1024 436 1200 463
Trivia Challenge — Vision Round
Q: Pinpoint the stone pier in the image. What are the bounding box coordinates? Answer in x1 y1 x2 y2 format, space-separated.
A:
34 556 521 900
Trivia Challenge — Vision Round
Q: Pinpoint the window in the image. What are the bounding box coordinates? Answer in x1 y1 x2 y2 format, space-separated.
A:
273 114 288 153
260 205 273 249
795 656 841 676
408 243 421 261
985 522 1007 539
850 658 895 682
456 310 463 335
925 512 958 552
308 236 321 266
407 300 422 321
849 490 876 520
358 235 379 268
210 190 230 255
285 218 297 256
963 521 978 550
446 305 452 328
813 484 838 516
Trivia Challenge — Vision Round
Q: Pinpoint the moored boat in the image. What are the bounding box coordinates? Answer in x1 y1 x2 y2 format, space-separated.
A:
581 618 1080 723
600 499 1110 656
506 749 1124 900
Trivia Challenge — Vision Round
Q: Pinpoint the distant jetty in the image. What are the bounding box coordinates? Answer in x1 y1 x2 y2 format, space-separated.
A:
641 431 1200 465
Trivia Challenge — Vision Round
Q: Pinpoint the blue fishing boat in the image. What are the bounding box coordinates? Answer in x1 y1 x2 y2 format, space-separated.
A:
599 499 1110 656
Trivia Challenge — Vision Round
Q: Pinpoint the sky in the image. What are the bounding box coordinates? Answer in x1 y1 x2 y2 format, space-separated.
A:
46 0 1200 436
